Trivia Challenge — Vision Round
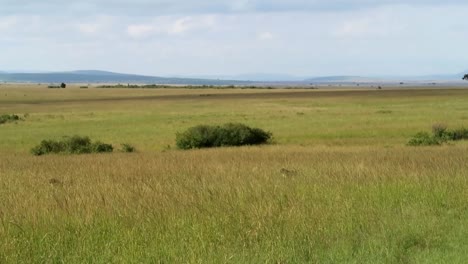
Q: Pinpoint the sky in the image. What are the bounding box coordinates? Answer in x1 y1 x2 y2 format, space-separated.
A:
1 0 468 77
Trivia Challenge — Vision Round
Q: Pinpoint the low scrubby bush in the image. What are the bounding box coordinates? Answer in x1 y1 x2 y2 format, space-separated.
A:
176 123 272 150
407 132 441 146
91 141 113 153
31 136 114 156
0 114 20 124
121 143 136 153
448 127 468 140
408 124 468 146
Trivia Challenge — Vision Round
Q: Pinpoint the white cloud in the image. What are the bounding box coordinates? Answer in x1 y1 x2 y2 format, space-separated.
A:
126 15 218 38
335 19 370 37
168 17 192 34
127 24 154 38
258 31 274 40
168 16 217 35
77 23 100 34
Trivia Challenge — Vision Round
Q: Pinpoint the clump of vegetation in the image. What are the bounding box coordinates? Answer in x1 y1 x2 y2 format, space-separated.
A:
120 143 136 153
376 110 392 114
449 127 468 140
0 114 20 124
408 124 468 146
47 83 67 89
96 84 284 90
407 132 442 146
176 123 272 150
31 136 113 156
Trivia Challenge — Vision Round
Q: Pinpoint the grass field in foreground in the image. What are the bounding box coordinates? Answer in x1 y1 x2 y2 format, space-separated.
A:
1 85 468 263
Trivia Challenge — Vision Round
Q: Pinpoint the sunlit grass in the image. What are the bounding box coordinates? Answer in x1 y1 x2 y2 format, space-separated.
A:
1 86 468 262
1 87 468 152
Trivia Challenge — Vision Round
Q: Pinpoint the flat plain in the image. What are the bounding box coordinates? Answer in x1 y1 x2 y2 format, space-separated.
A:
1 84 468 263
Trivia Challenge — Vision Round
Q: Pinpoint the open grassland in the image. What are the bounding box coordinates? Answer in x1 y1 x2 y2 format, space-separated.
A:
1 85 468 263
2 85 468 152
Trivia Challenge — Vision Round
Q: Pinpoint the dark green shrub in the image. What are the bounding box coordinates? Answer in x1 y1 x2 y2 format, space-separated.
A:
176 125 219 149
447 128 468 141
31 136 114 156
31 140 66 156
408 124 468 146
431 123 449 139
92 142 114 153
65 136 92 154
215 123 271 147
407 132 441 146
176 123 271 150
120 143 136 153
0 114 20 124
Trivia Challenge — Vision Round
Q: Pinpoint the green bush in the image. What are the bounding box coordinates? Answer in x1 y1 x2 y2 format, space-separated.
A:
407 132 441 146
176 123 271 150
121 143 136 153
0 114 20 124
65 136 92 154
446 127 468 141
31 136 113 156
92 141 114 153
31 140 66 155
431 123 448 138
215 123 271 147
408 125 468 146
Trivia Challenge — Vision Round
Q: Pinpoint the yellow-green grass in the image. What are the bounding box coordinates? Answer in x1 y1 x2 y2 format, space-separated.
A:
1 86 468 152
1 85 468 263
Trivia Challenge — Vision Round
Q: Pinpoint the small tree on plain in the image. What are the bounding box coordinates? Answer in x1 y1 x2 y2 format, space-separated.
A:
463 74 468 81
61 83 66 88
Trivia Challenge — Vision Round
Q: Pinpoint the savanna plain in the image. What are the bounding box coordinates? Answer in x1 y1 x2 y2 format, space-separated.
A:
1 84 468 263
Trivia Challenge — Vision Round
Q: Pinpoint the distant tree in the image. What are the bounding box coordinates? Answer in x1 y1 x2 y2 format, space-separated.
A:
61 83 66 88
463 74 468 81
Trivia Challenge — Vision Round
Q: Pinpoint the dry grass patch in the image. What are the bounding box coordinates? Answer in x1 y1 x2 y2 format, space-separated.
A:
1 146 468 262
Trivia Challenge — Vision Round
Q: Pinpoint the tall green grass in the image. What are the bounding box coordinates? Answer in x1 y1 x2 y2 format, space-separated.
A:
1 147 468 262
1 86 468 262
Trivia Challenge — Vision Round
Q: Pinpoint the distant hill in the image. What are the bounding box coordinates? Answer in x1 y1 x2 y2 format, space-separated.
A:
187 73 304 82
304 73 466 84
305 76 374 82
0 70 251 85
1 70 467 85
67 70 124 76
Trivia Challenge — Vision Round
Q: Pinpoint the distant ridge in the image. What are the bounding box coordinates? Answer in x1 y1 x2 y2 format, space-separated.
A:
304 74 467 84
0 69 467 85
0 70 251 85
305 76 372 82
188 73 304 82
67 70 124 76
